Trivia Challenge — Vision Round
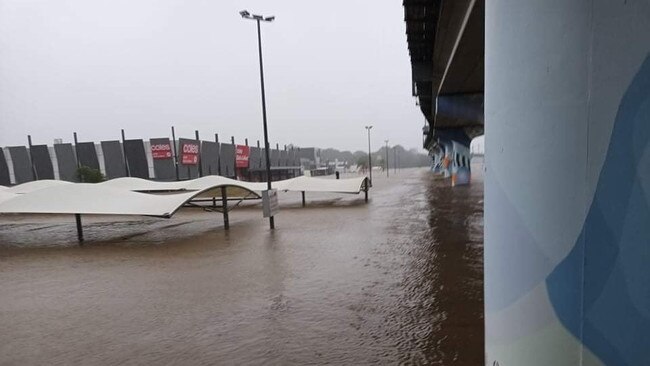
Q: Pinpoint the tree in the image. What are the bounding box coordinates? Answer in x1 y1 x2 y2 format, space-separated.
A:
76 166 105 183
356 154 368 168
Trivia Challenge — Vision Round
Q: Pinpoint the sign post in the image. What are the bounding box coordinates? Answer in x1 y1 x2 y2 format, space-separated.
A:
262 189 279 218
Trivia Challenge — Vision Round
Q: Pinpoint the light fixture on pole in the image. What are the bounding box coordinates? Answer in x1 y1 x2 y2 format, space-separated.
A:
365 126 373 186
240 9 276 229
384 140 389 178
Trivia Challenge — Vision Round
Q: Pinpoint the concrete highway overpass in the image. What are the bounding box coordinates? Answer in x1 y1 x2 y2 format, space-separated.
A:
404 0 483 184
404 0 650 365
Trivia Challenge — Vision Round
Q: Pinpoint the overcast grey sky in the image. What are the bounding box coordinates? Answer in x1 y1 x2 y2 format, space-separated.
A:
0 0 425 152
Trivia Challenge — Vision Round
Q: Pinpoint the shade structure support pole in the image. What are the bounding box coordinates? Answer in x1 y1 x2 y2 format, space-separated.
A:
364 182 369 203
301 191 306 207
75 214 84 243
221 187 229 230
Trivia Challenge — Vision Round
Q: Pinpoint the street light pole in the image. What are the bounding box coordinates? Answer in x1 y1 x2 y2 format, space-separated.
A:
384 140 389 178
365 126 373 186
241 10 276 229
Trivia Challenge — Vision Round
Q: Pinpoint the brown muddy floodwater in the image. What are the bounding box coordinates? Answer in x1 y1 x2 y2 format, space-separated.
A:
0 167 483 365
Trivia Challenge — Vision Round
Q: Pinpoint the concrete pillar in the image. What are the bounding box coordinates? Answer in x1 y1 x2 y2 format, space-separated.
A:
451 141 470 186
486 0 650 365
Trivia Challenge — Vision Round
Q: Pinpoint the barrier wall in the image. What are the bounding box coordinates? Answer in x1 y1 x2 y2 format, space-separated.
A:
8 146 33 184
123 139 149 179
1 133 302 185
30 145 54 180
76 142 100 171
101 141 126 179
485 0 650 365
0 149 10 185
249 147 262 170
54 144 77 182
150 138 175 181
219 143 235 178
199 141 220 176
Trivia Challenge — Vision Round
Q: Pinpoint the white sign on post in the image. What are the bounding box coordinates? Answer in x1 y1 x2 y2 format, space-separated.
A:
262 189 279 218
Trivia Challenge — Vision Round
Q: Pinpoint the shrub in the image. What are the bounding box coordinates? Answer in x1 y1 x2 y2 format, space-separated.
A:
76 166 105 183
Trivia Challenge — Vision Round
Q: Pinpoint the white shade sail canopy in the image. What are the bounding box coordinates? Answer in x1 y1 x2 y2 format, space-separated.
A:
0 175 368 218
4 179 73 194
99 175 369 194
0 190 18 204
0 184 199 217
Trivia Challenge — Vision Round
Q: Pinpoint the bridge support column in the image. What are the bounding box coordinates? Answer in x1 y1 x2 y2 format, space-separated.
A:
485 1 650 365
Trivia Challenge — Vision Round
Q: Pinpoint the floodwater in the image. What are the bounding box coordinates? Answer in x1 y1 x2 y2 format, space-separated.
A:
0 167 484 365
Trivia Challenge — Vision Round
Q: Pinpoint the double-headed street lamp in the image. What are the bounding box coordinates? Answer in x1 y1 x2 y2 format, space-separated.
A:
365 125 373 186
240 10 275 229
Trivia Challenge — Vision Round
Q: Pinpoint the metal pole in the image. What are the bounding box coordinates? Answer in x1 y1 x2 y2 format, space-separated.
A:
231 136 236 178
121 129 129 177
385 140 389 178
221 186 229 230
73 132 80 168
75 214 84 243
172 126 179 181
215 133 221 176
366 127 372 186
364 185 368 203
27 135 37 180
195 130 203 177
394 148 398 174
301 191 306 207
256 18 274 229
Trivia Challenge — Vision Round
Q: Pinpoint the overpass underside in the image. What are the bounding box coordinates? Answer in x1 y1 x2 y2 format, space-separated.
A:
404 0 484 185
404 0 650 364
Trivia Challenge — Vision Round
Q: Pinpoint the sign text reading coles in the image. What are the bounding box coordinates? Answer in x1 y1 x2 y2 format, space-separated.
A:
236 145 250 168
181 142 200 165
151 142 172 159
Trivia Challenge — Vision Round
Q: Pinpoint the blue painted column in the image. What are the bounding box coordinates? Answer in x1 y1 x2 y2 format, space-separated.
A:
485 0 650 365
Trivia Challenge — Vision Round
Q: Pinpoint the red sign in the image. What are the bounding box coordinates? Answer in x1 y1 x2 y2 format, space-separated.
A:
236 145 250 168
181 142 200 165
151 142 172 159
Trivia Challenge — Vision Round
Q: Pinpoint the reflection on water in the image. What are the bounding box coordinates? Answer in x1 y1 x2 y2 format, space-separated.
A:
0 168 483 365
